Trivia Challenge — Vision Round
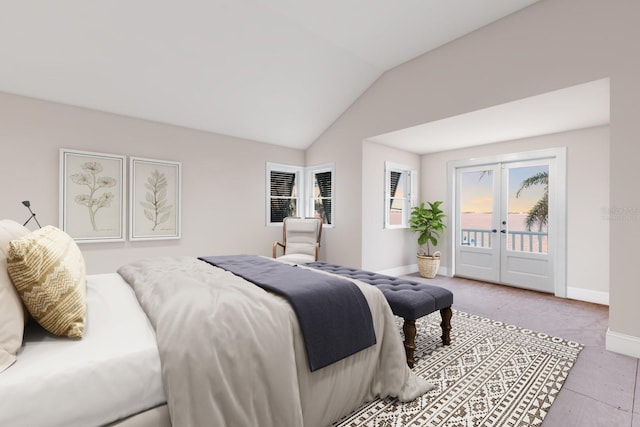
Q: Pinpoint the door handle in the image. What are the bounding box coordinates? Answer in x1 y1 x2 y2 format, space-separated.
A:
491 229 497 233
500 229 507 234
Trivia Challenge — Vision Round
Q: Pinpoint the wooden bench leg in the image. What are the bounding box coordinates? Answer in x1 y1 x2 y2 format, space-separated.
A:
403 308 452 368
402 319 416 368
440 306 452 345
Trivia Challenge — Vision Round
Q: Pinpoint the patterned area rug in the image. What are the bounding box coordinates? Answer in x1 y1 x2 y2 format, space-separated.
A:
335 310 583 427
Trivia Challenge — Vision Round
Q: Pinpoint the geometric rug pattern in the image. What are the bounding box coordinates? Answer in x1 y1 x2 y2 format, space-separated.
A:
335 310 583 427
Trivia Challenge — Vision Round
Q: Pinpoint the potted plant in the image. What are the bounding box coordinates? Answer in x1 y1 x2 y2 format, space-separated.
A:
409 201 446 278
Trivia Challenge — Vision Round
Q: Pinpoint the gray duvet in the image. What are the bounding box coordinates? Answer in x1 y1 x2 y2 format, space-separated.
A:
118 256 432 427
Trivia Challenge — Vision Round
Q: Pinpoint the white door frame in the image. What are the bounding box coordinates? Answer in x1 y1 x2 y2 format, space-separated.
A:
447 147 567 298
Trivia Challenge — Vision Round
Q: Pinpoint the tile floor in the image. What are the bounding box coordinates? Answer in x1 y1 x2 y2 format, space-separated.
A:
402 273 639 427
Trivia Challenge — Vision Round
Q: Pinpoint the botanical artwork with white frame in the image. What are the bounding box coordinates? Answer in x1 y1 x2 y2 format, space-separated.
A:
130 157 181 240
59 148 126 243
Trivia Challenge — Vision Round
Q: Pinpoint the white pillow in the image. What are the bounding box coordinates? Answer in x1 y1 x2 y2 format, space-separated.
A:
0 220 31 373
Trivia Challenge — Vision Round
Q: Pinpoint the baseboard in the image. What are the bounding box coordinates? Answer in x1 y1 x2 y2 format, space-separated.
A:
377 264 418 277
606 329 640 359
377 264 451 278
566 287 609 306
437 266 451 277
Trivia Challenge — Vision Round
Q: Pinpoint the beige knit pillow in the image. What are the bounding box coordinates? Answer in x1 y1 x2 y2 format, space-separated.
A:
7 225 86 338
0 220 31 373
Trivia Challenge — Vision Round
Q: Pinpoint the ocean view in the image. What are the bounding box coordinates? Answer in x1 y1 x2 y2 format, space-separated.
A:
460 212 547 232
460 212 548 252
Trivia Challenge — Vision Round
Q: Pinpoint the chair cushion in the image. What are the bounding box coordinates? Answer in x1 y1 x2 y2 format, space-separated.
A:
304 262 453 320
284 218 320 257
277 253 316 265
7 225 87 338
0 220 31 373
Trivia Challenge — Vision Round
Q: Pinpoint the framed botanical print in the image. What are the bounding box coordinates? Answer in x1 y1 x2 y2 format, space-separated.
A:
59 148 126 243
129 157 182 240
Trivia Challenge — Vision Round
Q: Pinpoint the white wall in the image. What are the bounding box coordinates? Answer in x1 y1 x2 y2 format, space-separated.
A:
307 0 640 351
361 141 420 272
0 92 304 273
3 0 638 355
304 119 364 267
421 126 609 297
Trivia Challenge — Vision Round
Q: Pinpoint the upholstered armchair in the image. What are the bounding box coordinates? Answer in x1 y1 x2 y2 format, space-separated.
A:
273 217 323 264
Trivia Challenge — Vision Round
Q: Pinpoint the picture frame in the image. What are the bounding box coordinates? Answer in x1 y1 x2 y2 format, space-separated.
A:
59 148 126 243
129 157 182 240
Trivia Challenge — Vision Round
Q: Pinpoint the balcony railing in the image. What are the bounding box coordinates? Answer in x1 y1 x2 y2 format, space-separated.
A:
461 228 548 253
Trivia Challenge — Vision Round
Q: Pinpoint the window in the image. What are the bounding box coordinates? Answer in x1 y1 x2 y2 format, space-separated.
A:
267 162 335 226
267 163 301 225
307 164 334 226
384 162 414 228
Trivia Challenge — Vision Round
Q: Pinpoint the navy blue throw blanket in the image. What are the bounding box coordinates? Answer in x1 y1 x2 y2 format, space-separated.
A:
198 255 376 371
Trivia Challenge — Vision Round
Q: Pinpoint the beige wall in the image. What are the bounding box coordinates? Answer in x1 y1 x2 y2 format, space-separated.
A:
0 92 304 273
304 117 364 267
361 141 420 272
421 126 609 296
307 0 640 348
2 0 638 353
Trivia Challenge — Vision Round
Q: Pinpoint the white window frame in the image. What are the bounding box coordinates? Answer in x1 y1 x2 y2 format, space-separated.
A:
306 163 335 228
384 161 415 229
266 162 303 226
266 162 336 227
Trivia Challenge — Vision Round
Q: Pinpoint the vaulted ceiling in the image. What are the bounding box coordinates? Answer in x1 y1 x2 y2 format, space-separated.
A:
0 1 540 150
369 78 610 155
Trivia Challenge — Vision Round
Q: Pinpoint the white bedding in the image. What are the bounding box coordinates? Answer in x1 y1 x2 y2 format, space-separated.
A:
118 256 432 426
0 273 166 427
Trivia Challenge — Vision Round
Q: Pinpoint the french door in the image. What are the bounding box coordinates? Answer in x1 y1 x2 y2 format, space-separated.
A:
454 156 559 294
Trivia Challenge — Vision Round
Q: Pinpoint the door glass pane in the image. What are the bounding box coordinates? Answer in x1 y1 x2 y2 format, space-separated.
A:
507 165 548 253
459 169 493 248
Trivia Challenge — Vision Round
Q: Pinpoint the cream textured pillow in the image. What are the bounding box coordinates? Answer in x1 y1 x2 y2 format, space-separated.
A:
0 220 31 373
7 225 87 338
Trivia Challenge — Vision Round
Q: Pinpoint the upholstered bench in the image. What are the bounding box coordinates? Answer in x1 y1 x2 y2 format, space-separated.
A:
305 262 453 368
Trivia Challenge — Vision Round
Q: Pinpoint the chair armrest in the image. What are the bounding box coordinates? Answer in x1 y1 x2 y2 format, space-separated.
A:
273 241 285 258
314 243 320 261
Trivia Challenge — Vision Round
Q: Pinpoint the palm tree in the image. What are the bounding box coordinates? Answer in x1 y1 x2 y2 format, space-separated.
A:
515 171 548 231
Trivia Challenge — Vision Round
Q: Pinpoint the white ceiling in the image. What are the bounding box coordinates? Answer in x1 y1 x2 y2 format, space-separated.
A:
368 78 611 154
0 0 539 150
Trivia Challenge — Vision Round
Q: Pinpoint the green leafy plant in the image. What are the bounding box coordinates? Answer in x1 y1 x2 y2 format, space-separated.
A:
409 201 447 256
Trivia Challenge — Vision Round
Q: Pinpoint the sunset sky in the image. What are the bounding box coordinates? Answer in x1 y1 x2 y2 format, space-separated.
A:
460 165 547 213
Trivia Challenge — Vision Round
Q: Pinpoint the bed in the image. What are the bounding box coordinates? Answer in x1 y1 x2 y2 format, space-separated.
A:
0 273 166 427
0 221 432 427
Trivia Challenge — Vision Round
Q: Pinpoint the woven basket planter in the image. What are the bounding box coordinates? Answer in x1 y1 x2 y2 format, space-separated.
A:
417 251 441 279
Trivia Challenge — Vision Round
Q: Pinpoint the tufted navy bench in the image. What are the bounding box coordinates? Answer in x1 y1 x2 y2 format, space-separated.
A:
305 262 453 368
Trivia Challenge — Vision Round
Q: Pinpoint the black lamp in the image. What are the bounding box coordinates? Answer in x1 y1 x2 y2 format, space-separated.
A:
22 200 42 228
